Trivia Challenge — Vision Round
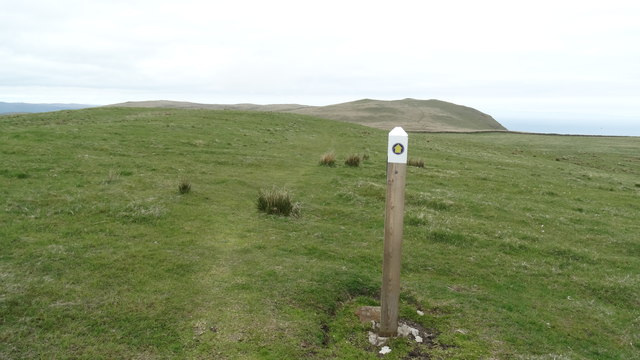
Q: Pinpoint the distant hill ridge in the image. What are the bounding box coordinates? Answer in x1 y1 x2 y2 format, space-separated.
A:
0 102 93 114
108 98 506 132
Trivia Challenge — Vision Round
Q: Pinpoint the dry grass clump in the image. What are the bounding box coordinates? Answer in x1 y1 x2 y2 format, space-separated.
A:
408 158 425 168
319 152 337 167
118 200 166 223
344 154 361 167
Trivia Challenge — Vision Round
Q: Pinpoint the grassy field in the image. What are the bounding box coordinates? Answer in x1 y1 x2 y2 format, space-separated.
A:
1 108 638 359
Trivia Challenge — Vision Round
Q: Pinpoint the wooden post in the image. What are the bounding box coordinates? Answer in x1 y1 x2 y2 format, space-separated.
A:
380 127 408 337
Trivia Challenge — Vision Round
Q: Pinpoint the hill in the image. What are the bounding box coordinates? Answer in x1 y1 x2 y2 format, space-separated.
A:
108 98 506 132
109 100 309 112
0 101 94 114
1 108 637 359
286 98 506 132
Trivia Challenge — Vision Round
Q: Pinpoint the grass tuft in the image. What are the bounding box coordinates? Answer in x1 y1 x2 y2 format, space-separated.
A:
257 187 300 217
319 152 336 167
178 179 192 194
344 154 361 167
408 158 425 168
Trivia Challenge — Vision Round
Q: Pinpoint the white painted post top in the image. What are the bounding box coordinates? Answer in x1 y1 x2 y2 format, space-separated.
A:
387 127 408 164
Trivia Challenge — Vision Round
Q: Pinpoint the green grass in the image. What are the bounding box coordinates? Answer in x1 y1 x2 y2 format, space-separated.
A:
1 108 639 359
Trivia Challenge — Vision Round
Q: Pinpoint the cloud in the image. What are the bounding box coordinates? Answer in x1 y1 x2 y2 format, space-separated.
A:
0 0 639 132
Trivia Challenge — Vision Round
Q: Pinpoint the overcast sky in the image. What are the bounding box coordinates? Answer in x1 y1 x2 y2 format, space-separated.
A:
1 0 639 135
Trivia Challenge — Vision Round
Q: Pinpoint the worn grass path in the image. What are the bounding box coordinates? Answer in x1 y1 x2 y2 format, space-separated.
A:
1 108 638 359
